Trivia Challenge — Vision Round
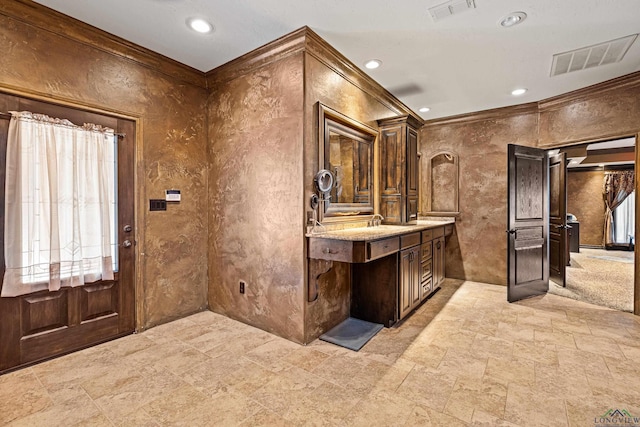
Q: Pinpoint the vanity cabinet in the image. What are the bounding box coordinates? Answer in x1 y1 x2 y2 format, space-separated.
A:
399 235 421 319
377 115 422 224
308 223 452 326
433 236 445 288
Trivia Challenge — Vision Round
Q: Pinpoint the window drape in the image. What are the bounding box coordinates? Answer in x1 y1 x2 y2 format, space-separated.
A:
614 190 635 245
603 170 635 247
2 111 116 297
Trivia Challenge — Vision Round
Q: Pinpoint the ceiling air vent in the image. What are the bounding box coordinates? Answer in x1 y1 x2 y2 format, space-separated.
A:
428 0 476 22
550 34 638 77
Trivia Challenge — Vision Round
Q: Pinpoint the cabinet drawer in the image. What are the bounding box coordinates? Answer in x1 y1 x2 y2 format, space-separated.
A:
421 259 432 281
368 237 399 261
444 224 454 236
421 242 432 262
308 239 353 263
433 227 444 238
421 229 433 242
400 232 421 250
421 277 432 298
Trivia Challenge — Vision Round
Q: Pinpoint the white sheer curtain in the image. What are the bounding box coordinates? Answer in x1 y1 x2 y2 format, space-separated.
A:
2 111 116 297
614 190 635 245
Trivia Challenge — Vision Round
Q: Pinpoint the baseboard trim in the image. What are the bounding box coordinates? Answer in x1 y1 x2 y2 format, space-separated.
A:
580 244 604 249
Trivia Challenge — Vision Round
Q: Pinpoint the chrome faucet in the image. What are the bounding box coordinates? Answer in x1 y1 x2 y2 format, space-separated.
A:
368 214 384 227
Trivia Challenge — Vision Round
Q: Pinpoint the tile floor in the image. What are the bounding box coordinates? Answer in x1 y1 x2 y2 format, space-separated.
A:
2 280 640 426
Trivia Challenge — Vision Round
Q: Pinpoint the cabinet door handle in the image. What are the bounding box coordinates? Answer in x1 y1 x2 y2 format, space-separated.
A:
436 241 441 249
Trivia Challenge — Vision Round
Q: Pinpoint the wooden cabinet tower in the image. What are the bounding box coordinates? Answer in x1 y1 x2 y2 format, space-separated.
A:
377 115 422 224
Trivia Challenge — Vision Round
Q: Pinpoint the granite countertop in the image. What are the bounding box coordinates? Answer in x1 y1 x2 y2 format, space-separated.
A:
307 219 455 241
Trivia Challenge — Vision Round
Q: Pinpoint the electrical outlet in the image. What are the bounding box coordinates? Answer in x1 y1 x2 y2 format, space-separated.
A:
239 280 245 294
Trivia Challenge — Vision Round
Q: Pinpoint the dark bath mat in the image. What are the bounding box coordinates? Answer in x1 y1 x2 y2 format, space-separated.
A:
319 317 383 351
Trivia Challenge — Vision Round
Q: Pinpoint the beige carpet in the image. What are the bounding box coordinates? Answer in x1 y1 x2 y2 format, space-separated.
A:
549 247 634 312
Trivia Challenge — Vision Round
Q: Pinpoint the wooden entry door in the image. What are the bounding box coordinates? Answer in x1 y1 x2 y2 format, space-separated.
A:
507 144 549 302
549 152 568 287
0 96 135 373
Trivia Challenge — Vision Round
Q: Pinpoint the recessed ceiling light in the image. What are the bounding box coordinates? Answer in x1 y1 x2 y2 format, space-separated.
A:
364 59 382 70
187 18 214 34
511 88 527 96
419 107 431 113
500 12 527 28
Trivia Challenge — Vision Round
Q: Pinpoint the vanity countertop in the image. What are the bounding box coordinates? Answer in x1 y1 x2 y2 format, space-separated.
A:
307 219 454 242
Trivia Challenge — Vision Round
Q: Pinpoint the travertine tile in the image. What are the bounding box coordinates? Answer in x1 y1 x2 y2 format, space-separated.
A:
444 376 508 422
395 365 456 411
484 356 535 386
494 322 534 343
283 347 331 372
404 404 468 426
240 408 296 426
437 347 488 380
0 369 52 425
470 333 514 360
92 369 186 423
250 366 324 415
572 332 626 359
556 347 611 377
512 341 558 366
534 363 593 398
470 410 522 427
5 281 640 427
243 338 301 372
504 383 569 427
140 385 213 424
283 381 361 425
533 329 576 348
342 391 415 427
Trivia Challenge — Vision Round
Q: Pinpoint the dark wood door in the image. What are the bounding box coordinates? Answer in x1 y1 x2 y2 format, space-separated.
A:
507 144 549 302
549 152 567 287
0 96 135 373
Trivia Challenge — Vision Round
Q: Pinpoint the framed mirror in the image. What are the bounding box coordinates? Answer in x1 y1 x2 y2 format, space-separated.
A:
318 103 378 222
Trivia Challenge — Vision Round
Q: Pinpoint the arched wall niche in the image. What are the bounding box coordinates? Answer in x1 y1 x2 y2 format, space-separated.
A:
424 150 460 216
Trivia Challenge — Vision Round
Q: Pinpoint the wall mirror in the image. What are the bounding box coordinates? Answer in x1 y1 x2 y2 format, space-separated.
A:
318 103 378 222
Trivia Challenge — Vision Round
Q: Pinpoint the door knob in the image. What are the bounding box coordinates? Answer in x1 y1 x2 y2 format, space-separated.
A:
122 240 132 248
123 224 132 233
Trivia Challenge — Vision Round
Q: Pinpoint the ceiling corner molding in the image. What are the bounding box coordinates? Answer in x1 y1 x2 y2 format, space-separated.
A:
422 102 539 127
538 71 640 111
303 28 421 122
0 0 207 89
205 27 308 87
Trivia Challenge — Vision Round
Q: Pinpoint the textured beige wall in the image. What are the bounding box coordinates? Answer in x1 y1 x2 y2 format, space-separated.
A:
303 53 402 342
539 78 640 147
423 74 640 286
0 7 209 328
208 53 306 343
567 170 606 247
421 111 539 285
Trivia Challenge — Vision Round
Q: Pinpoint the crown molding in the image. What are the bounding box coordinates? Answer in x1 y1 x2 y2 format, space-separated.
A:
205 27 308 88
1 0 207 89
422 102 538 127
538 71 640 111
302 28 422 123
206 26 422 124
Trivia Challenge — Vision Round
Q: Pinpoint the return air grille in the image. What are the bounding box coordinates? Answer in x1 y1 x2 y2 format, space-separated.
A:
428 0 476 22
550 34 638 76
